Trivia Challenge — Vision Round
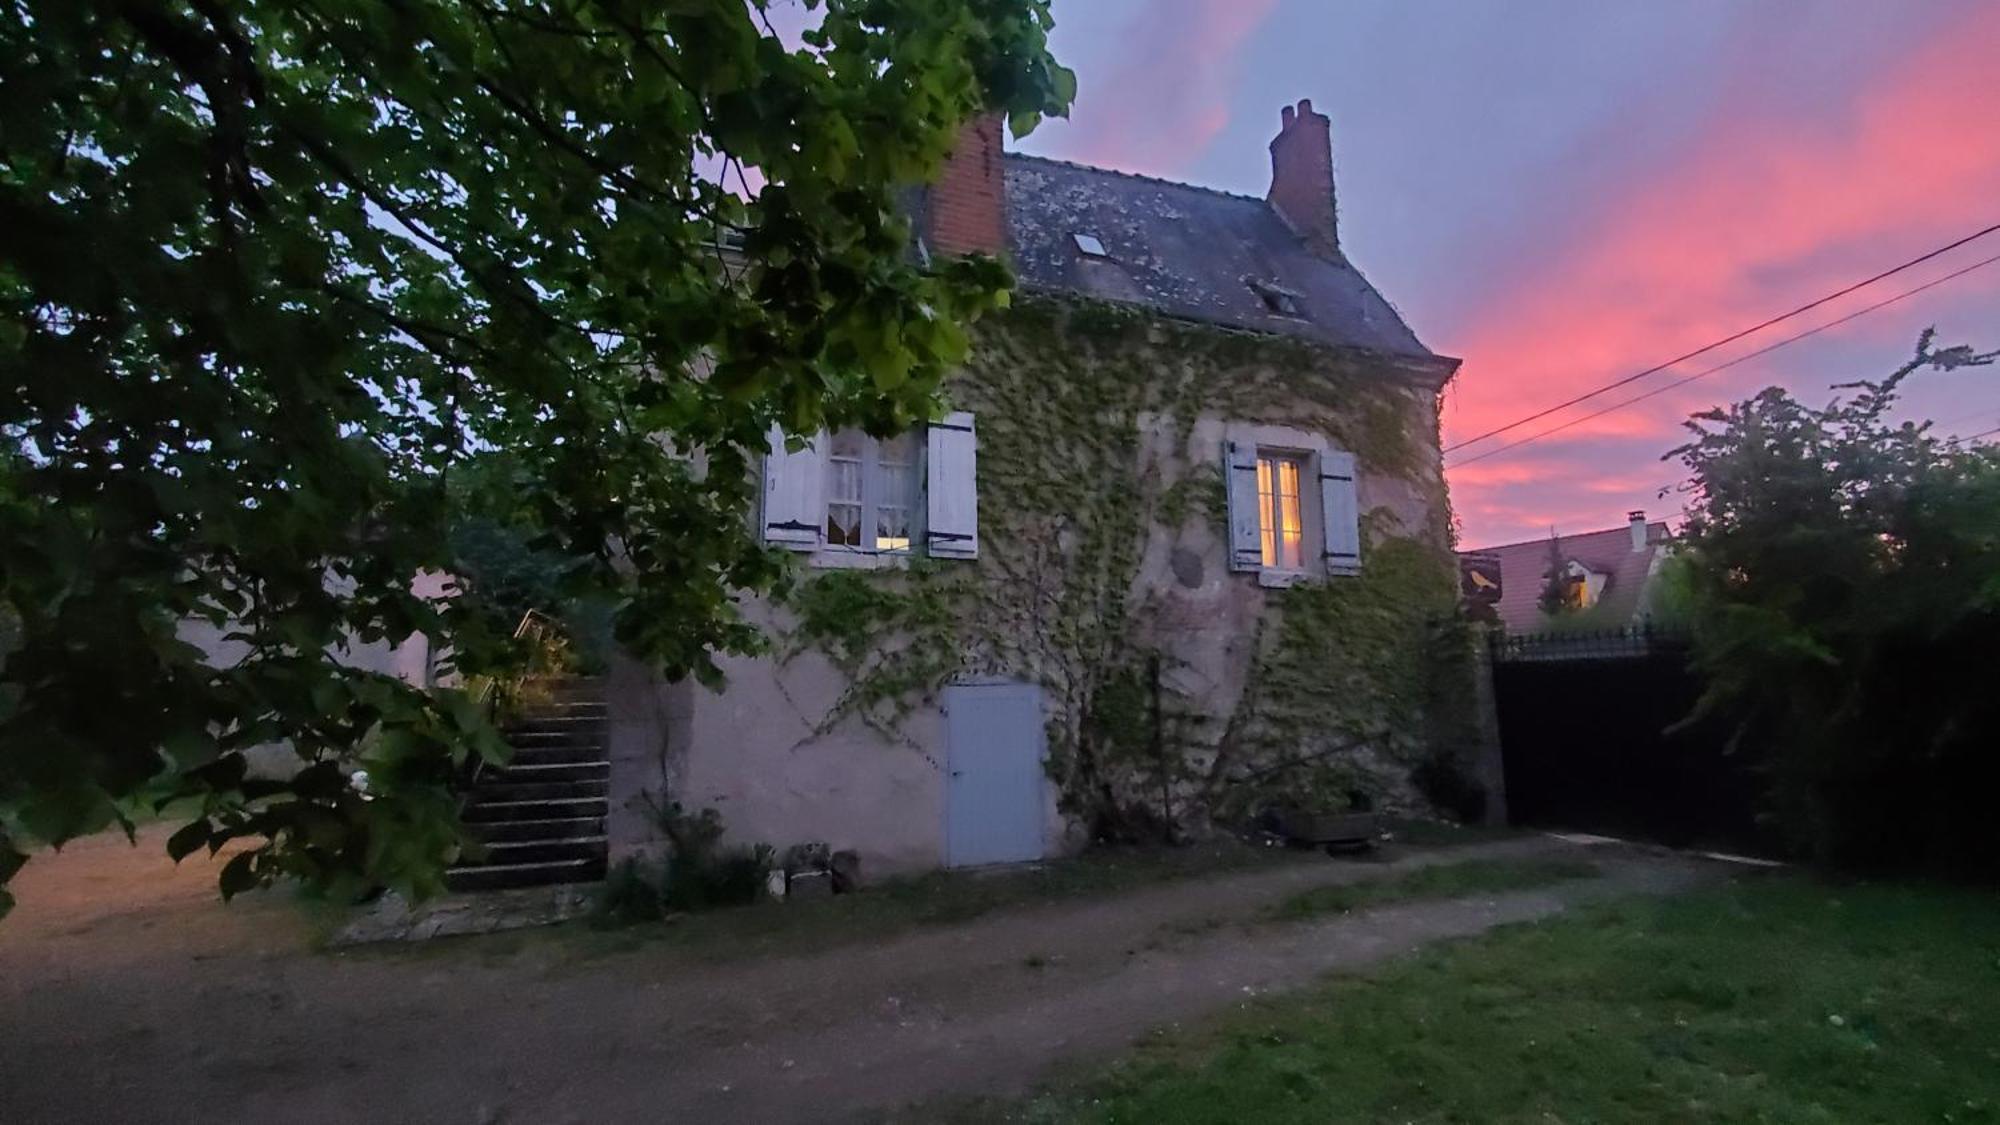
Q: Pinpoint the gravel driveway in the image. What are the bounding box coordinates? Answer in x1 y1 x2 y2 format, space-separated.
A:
0 828 1711 1124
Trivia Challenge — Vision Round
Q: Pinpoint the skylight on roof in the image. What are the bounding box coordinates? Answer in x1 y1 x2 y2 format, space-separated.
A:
1247 277 1304 318
1072 232 1108 258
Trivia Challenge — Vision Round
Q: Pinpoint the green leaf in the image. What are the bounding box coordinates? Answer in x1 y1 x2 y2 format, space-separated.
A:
0 0 1070 904
218 851 260 901
165 820 212 863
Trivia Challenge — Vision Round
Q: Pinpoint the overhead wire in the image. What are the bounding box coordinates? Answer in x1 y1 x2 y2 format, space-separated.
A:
1445 250 2000 470
1443 221 2000 454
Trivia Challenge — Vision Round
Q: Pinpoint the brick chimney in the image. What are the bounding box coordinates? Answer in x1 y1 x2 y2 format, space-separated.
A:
1266 98 1338 258
923 116 1007 258
1629 510 1648 552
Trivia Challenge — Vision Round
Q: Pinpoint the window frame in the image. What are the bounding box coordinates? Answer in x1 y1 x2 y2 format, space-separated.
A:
1256 450 1309 572
815 427 923 567
1225 421 1351 589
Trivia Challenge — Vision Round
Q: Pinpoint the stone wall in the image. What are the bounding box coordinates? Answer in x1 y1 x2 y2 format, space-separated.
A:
608 296 1476 873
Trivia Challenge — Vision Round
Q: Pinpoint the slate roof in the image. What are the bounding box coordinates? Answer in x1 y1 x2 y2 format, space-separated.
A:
1000 153 1438 358
1464 521 1673 634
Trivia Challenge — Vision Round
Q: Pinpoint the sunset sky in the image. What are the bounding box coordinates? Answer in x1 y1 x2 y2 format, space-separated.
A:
1010 0 2000 548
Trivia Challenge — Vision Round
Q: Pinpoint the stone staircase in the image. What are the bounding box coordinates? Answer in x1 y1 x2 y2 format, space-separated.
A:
447 677 610 893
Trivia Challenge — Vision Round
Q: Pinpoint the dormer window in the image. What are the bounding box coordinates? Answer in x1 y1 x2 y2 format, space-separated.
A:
1247 277 1303 318
1072 232 1109 258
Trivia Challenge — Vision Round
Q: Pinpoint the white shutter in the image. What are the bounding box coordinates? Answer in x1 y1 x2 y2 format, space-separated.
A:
1320 448 1361 576
762 425 825 549
925 411 979 559
1224 440 1263 572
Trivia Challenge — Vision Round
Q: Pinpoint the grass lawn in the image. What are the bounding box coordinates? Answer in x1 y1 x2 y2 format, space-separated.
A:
1016 874 2000 1124
1269 856 1601 921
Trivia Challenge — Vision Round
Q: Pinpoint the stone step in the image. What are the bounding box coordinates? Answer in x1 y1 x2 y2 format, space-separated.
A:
509 702 606 722
464 836 608 867
470 815 607 843
508 711 607 727
444 855 607 893
504 722 606 743
472 778 607 804
492 759 610 784
462 796 609 823
504 744 609 766
532 676 605 699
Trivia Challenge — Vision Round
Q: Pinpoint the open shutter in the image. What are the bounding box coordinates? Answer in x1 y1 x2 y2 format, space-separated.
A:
926 411 979 559
1224 440 1263 572
762 425 824 549
1320 448 1361 576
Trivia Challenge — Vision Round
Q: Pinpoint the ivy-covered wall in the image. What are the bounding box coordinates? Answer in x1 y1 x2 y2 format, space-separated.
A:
760 295 1479 848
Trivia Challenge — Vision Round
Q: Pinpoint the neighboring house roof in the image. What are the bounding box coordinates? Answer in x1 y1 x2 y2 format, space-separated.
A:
1000 153 1436 358
1464 520 1672 633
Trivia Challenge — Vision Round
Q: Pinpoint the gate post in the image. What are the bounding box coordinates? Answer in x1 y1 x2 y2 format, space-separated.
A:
1471 638 1509 826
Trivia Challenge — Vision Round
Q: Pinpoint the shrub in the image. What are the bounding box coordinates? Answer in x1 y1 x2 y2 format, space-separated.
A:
1412 748 1488 826
1669 332 2000 877
592 804 774 925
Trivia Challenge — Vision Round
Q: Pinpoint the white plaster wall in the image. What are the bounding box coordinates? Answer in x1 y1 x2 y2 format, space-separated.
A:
682 633 950 876
607 599 1074 879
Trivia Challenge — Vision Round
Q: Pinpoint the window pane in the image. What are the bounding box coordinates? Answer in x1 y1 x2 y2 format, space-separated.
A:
826 429 864 546
1278 459 1303 570
876 432 915 466
875 456 914 552
1257 457 1277 568
828 458 862 504
827 504 862 547
829 429 867 459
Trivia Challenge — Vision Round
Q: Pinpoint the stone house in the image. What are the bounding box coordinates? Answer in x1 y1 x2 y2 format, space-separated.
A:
605 100 1470 878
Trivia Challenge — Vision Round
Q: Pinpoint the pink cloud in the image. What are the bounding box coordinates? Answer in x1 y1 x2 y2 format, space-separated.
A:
1031 0 1280 178
1444 3 2000 546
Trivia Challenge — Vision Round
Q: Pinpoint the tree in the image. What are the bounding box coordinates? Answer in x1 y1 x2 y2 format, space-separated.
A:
1536 530 1573 619
1668 330 2000 874
0 0 1074 914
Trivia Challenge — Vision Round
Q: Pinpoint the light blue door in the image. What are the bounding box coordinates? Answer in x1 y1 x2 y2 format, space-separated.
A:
944 682 1046 867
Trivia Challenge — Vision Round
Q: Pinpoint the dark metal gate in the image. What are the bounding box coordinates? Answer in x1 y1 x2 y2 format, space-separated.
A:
1490 628 1772 854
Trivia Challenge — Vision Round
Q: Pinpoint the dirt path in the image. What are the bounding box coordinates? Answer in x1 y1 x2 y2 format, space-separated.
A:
0 830 1712 1124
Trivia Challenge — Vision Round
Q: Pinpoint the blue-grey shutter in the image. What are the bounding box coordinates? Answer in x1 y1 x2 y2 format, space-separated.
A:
762 425 825 549
926 411 979 559
1224 440 1263 572
1320 449 1361 576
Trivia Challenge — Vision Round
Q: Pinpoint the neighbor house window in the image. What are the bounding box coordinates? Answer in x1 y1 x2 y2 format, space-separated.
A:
1257 452 1306 570
825 429 917 553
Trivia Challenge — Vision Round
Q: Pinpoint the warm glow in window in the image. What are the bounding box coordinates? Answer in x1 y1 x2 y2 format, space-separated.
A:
875 433 915 552
825 428 916 554
1257 453 1304 569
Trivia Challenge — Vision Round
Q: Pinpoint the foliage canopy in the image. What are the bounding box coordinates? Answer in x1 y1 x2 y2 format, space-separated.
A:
0 0 1072 914
1668 330 2000 874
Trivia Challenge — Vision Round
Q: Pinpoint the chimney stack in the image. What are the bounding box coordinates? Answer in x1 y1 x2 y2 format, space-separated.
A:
1629 510 1648 552
1267 98 1338 258
923 116 1007 258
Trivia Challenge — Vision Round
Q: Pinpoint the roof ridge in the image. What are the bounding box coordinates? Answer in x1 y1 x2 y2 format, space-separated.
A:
1002 150 1268 205
1464 522 1668 554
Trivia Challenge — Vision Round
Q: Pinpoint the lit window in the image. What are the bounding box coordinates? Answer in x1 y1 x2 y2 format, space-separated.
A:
825 429 918 554
1073 232 1109 258
1257 453 1305 569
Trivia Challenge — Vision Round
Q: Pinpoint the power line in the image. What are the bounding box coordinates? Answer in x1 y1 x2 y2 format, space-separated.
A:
1445 250 2000 470
1444 220 2000 454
